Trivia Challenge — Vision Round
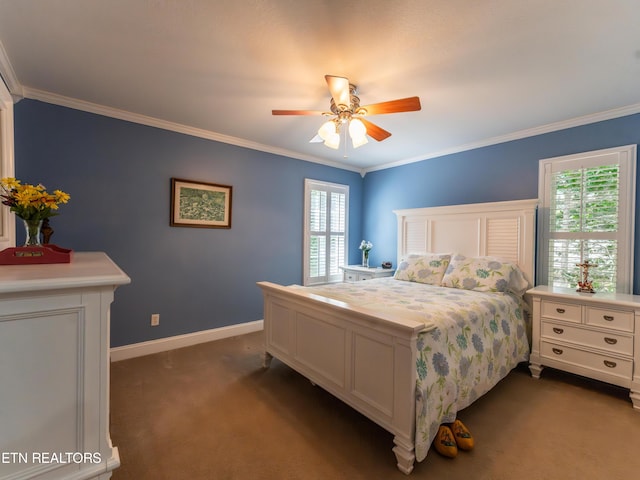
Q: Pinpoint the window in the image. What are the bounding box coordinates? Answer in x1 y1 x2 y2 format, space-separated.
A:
538 145 636 293
303 179 348 285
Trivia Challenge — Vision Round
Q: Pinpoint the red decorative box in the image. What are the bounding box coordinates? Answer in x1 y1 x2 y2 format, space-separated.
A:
0 245 72 265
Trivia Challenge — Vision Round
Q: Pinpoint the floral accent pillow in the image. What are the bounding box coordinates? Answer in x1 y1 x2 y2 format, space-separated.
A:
440 254 529 295
394 253 451 285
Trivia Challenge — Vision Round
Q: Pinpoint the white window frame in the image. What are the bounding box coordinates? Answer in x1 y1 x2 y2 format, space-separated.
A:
303 178 349 286
0 77 15 250
538 145 636 293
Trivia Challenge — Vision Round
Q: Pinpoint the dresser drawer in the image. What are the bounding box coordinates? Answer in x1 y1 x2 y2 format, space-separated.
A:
358 272 374 281
586 306 634 333
541 321 633 356
541 300 581 323
540 341 633 380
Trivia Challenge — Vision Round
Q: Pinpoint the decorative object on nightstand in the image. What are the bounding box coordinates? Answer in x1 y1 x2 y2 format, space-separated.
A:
359 239 373 267
528 285 640 411
340 264 395 282
0 177 72 264
576 259 597 293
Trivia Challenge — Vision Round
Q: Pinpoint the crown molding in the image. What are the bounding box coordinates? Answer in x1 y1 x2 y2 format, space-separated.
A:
364 102 640 174
0 39 22 98
17 85 640 177
21 87 362 174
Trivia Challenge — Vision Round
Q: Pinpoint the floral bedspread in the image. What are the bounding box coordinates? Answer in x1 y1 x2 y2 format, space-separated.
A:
304 277 530 462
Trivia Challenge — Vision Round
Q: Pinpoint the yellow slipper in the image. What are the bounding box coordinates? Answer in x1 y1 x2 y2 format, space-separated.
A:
433 425 458 458
450 419 474 451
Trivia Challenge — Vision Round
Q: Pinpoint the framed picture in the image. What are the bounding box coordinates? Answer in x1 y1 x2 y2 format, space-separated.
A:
170 178 232 228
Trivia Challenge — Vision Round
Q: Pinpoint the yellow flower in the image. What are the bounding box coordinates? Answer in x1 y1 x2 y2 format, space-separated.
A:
1 177 21 189
0 177 70 221
54 190 70 204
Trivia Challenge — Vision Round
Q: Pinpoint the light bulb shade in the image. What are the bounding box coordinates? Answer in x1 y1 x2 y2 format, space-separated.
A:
318 120 337 141
324 132 340 149
348 118 367 138
349 118 368 148
351 134 368 149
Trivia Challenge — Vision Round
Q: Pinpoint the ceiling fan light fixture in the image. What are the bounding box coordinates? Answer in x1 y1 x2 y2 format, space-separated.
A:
273 74 420 152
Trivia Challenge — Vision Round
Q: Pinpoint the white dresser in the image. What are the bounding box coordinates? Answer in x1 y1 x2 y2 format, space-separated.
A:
0 252 130 479
528 285 640 410
339 265 395 282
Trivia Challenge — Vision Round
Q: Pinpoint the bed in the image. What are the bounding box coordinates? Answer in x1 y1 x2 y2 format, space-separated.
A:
257 199 537 474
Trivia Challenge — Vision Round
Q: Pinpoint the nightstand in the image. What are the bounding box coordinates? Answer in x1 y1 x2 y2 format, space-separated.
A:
528 285 640 410
340 265 395 282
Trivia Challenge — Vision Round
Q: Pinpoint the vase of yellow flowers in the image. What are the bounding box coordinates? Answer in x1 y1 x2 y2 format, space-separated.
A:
1 177 71 247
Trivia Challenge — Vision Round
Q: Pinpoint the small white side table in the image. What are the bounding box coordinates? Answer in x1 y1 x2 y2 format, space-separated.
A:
340 265 395 282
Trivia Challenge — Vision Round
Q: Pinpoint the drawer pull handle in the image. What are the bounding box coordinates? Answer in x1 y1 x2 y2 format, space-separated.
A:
603 315 614 321
604 360 617 368
604 337 617 345
552 348 563 355
556 308 566 314
552 327 564 334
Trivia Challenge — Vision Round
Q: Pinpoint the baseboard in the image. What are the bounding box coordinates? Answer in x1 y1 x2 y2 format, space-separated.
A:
110 320 264 362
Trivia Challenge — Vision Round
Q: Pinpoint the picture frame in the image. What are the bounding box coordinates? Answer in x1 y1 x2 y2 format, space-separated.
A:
170 178 232 229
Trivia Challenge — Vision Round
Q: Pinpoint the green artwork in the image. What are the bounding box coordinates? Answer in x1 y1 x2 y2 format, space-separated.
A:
179 187 226 222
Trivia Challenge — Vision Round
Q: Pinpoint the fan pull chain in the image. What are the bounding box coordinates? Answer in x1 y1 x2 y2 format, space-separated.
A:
343 125 348 158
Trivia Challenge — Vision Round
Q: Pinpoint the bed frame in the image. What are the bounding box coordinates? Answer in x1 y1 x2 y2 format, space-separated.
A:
257 199 537 474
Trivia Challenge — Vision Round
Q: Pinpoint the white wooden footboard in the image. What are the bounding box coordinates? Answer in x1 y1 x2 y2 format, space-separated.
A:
257 281 429 474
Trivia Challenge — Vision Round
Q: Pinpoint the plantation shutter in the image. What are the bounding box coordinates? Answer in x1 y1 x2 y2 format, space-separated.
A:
304 179 348 285
539 145 635 293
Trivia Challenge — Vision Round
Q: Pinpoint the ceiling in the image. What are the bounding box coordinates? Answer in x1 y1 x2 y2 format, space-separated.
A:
0 0 639 173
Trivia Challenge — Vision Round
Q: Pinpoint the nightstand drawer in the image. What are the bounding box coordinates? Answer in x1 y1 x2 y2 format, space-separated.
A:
541 341 633 380
541 300 581 323
586 307 634 333
358 272 375 281
344 272 358 282
541 321 633 356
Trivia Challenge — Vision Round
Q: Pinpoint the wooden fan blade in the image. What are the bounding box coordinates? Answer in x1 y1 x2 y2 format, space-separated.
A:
325 75 351 108
359 96 421 115
359 118 392 141
272 109 325 116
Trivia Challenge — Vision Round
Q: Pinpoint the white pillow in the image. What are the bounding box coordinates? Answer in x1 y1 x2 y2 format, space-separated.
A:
394 253 451 285
440 254 529 295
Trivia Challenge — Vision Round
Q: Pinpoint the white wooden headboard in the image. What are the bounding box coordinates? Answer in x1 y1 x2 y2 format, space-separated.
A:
394 199 538 285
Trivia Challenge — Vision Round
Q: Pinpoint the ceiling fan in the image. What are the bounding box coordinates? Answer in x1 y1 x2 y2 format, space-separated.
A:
272 75 421 150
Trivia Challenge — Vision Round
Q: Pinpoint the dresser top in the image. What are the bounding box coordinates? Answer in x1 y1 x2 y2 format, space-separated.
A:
527 285 640 308
0 251 131 294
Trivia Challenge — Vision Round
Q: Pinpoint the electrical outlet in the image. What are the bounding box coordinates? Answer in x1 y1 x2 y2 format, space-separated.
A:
151 314 160 326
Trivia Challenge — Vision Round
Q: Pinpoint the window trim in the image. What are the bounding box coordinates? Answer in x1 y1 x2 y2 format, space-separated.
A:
537 144 636 293
303 178 349 286
0 78 15 250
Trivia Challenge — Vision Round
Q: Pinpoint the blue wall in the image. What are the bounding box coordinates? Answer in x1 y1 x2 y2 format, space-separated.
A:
13 100 363 347
12 100 640 348
362 114 640 293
